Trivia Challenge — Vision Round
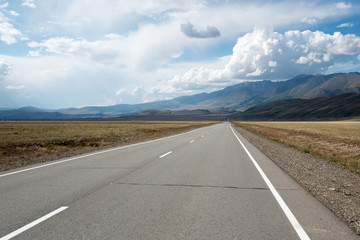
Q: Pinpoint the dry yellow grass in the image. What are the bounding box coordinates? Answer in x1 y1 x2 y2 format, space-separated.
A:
0 121 215 171
233 121 360 174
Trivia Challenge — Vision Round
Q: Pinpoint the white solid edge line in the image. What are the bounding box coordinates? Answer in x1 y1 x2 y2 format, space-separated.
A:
159 151 173 158
0 206 68 240
230 125 311 240
0 126 208 178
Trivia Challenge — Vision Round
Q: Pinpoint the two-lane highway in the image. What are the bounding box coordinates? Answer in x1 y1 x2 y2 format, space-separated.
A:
0 123 358 239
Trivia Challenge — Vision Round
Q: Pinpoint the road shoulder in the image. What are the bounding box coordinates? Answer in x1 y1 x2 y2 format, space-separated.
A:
232 124 360 235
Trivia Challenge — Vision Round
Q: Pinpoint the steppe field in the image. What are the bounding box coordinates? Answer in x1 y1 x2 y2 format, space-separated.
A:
0 121 215 171
234 121 360 174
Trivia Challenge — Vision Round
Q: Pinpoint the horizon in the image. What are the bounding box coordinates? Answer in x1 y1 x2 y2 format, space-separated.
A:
2 71 359 110
1 1 360 109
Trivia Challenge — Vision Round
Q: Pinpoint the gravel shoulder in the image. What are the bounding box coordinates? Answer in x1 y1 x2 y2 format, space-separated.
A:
233 124 360 235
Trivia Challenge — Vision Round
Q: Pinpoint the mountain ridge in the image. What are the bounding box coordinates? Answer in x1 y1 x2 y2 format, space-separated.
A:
1 72 360 120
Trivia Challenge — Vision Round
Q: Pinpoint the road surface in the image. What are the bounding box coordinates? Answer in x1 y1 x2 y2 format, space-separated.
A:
0 123 357 239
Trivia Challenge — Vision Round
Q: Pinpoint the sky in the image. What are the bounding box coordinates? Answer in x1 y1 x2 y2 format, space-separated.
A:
1 0 360 109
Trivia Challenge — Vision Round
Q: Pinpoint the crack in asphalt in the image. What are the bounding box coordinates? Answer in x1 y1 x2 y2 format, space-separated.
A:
115 182 300 191
115 182 271 190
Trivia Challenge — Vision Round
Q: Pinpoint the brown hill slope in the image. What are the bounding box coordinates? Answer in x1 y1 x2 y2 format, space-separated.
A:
231 92 360 121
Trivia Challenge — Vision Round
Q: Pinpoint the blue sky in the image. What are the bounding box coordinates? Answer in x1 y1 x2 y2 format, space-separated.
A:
1 0 360 108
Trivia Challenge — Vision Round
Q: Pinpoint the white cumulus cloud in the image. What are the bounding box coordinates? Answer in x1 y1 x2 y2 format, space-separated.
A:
8 11 19 17
0 22 26 44
22 0 36 8
301 18 317 24
336 2 352 9
0 11 25 44
222 29 360 79
27 50 40 57
337 22 354 28
6 85 25 90
164 28 360 94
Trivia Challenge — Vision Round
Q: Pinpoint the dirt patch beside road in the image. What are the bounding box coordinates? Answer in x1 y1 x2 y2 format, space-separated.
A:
0 121 216 172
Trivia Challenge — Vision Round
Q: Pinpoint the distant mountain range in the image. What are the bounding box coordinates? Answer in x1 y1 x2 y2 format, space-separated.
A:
169 72 360 111
1 72 360 120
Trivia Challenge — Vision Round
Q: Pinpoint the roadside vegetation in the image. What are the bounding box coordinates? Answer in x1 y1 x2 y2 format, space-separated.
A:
233 121 360 174
0 121 215 171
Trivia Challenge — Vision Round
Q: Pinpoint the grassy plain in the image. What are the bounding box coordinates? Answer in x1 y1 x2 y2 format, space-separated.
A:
0 121 215 171
233 121 360 174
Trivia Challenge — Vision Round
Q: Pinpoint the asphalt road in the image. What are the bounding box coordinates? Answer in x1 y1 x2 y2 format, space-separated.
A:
0 123 358 239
